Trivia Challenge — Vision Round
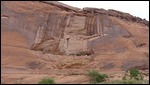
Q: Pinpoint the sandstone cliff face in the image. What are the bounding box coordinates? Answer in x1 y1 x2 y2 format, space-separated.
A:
1 1 149 84
1 1 149 70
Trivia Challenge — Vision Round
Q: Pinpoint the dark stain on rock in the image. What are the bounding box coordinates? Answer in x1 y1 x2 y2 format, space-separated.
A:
100 63 114 69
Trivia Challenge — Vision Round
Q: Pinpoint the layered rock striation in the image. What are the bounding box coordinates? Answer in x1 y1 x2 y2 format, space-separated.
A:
1 1 149 57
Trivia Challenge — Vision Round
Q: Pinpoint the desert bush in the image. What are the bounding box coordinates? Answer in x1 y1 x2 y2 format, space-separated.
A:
88 70 108 83
38 78 55 84
129 68 143 80
122 68 144 81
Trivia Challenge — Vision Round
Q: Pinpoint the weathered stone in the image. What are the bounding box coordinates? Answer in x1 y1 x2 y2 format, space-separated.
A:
1 1 149 84
100 63 115 69
121 60 149 70
1 1 149 56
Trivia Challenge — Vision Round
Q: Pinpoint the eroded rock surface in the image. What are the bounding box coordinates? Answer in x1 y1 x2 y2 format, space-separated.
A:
1 1 149 84
2 1 148 56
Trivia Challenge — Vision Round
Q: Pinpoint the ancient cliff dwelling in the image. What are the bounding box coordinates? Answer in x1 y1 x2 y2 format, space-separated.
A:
1 1 149 84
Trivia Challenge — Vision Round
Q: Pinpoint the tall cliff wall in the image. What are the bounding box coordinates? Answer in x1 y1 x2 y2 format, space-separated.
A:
1 1 149 56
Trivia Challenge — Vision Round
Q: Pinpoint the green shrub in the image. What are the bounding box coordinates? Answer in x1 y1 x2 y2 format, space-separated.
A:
38 78 55 84
129 68 144 80
129 68 139 80
122 68 144 81
88 70 108 83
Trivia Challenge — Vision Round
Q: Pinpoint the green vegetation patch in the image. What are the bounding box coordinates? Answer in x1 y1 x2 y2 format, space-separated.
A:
38 78 55 84
87 70 108 83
